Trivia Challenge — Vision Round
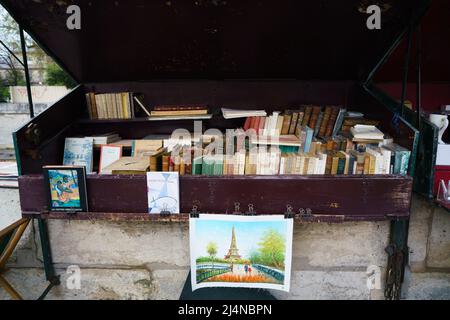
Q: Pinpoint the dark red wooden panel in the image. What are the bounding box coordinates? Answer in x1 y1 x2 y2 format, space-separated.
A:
19 174 412 219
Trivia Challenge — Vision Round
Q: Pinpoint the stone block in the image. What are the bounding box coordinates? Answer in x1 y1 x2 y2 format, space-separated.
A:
292 222 389 269
46 220 190 267
427 206 450 269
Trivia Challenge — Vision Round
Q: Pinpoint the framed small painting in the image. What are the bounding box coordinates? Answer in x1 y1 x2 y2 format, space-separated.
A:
43 165 88 212
189 214 293 292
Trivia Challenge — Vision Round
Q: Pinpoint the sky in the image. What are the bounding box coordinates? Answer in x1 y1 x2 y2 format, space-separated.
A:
193 219 287 260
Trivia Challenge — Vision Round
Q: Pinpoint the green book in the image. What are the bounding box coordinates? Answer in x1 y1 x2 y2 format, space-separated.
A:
192 156 203 175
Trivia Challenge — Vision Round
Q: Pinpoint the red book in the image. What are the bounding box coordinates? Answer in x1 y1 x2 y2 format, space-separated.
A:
258 117 266 135
249 117 257 130
254 116 261 132
243 117 252 130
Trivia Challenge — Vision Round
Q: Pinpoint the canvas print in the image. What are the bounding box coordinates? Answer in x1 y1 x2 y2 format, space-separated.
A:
147 172 180 214
43 166 88 212
190 214 293 291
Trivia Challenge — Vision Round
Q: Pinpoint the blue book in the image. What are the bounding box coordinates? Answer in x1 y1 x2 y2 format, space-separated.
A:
63 138 94 173
301 126 314 153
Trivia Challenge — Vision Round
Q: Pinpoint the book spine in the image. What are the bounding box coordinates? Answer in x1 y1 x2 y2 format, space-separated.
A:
308 106 321 130
319 106 332 137
281 114 292 135
288 112 299 135
313 111 323 137
302 106 313 126
324 107 339 137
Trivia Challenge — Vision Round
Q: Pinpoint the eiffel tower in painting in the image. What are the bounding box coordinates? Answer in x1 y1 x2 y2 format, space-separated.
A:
224 226 241 260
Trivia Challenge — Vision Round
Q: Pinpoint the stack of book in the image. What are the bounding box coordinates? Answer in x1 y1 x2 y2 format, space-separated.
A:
221 108 267 119
150 105 212 120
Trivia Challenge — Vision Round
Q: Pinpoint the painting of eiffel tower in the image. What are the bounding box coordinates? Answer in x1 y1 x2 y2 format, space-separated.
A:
224 226 241 260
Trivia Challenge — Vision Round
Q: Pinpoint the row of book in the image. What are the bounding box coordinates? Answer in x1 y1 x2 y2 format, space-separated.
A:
85 91 214 121
243 106 346 138
85 92 149 120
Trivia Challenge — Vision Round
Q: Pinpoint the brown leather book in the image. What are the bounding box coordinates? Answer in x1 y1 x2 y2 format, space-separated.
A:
302 105 313 126
318 106 332 137
281 113 292 135
325 106 340 137
294 110 305 136
308 106 322 130
288 111 299 135
162 155 170 171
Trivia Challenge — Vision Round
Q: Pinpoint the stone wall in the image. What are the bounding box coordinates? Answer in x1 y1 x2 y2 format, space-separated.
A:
0 189 449 300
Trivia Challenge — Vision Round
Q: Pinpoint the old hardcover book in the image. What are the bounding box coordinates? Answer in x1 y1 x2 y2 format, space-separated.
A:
288 111 299 135
150 109 208 116
243 117 252 130
281 112 292 135
149 148 167 172
258 116 266 135
332 108 347 137
336 151 347 175
275 114 284 135
302 105 313 126
330 152 340 175
104 157 149 175
313 111 324 137
318 106 332 137
132 140 164 157
384 143 411 175
324 106 339 137
308 106 322 130
294 110 305 136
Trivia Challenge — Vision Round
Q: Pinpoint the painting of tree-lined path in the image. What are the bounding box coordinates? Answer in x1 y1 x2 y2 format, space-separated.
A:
190 215 293 291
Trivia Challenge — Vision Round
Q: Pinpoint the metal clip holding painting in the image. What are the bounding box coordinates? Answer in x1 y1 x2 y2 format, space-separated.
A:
284 205 295 219
232 202 242 215
190 205 199 218
299 208 314 221
244 203 256 216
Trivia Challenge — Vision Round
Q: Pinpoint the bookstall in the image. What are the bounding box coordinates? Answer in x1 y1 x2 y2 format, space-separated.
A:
2 0 432 299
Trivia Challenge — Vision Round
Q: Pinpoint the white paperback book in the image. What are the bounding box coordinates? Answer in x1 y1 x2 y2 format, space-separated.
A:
147 172 180 214
99 145 122 173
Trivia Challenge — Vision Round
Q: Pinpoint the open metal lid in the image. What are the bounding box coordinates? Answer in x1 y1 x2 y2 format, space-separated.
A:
1 0 430 83
375 0 450 83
